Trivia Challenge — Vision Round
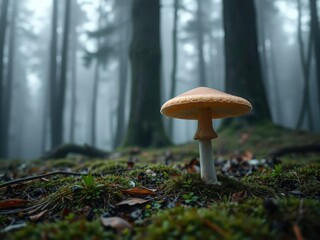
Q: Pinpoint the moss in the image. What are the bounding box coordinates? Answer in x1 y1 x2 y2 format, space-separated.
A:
32 175 131 213
136 206 271 240
219 121 320 158
47 158 78 168
164 173 274 203
7 219 117 240
244 164 320 197
136 197 320 240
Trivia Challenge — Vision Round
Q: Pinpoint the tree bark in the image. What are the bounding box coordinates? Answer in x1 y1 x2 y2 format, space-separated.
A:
49 0 58 148
309 0 320 115
223 0 271 124
168 0 179 140
0 0 9 158
124 0 169 147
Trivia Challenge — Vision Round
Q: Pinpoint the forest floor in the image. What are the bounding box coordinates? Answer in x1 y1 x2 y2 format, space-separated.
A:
0 122 320 239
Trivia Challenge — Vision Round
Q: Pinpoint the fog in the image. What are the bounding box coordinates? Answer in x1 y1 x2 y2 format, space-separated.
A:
0 0 319 159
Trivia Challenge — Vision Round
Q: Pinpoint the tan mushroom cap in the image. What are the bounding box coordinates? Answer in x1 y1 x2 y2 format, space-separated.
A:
161 87 252 120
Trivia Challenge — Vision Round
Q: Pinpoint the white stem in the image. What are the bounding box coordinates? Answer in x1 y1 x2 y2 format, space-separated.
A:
199 139 218 184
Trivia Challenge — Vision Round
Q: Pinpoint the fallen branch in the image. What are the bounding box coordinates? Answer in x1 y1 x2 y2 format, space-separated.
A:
41 144 110 159
0 167 145 190
268 144 320 158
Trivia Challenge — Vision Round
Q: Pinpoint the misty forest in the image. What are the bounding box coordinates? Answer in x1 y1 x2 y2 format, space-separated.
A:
1 0 320 239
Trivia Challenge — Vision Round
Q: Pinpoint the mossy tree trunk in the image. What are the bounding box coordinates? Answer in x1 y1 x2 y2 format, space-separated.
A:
223 0 271 125
124 0 169 147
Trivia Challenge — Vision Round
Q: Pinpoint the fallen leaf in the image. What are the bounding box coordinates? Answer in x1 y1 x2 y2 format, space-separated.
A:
116 198 150 206
0 199 28 209
242 150 253 161
231 191 247 202
100 216 132 233
29 210 48 222
121 187 156 196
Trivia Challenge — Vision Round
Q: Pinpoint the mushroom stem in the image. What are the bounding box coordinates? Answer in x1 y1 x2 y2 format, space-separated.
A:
193 108 217 140
199 139 218 184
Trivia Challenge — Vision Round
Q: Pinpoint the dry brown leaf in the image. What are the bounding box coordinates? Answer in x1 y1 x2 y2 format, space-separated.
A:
100 216 132 234
121 187 156 196
242 150 253 161
0 199 28 209
116 198 150 206
231 191 247 202
29 210 48 222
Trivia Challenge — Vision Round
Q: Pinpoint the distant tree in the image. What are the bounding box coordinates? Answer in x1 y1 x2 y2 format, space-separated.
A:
3 0 18 157
255 0 282 123
0 0 9 158
56 0 71 146
113 0 131 148
167 0 179 140
90 1 104 147
223 0 271 124
49 0 58 149
309 0 320 114
124 0 169 147
69 0 80 143
181 0 212 86
296 0 313 130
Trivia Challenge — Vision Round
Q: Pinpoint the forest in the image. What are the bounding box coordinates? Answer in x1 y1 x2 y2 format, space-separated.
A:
0 0 320 239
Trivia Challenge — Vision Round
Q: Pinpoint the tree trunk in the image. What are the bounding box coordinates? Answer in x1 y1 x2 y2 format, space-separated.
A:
269 34 283 123
0 0 9 158
90 0 103 147
69 0 78 143
196 0 206 86
223 0 271 124
49 0 58 148
255 0 270 102
296 0 313 130
113 0 131 148
124 0 169 147
309 0 320 115
3 0 18 157
90 60 99 146
55 0 71 147
168 0 179 140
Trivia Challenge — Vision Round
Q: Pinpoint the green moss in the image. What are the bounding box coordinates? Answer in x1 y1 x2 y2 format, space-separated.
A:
136 206 271 240
8 219 117 240
48 158 78 168
136 197 320 240
32 175 131 213
164 173 274 203
244 164 320 197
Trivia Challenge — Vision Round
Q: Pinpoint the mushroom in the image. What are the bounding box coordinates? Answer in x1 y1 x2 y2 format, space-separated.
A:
160 87 252 184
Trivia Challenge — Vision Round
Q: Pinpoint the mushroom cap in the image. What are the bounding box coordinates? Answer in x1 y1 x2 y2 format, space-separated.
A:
160 87 252 120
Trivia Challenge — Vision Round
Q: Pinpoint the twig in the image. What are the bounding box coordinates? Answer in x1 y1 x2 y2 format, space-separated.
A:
0 167 146 189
